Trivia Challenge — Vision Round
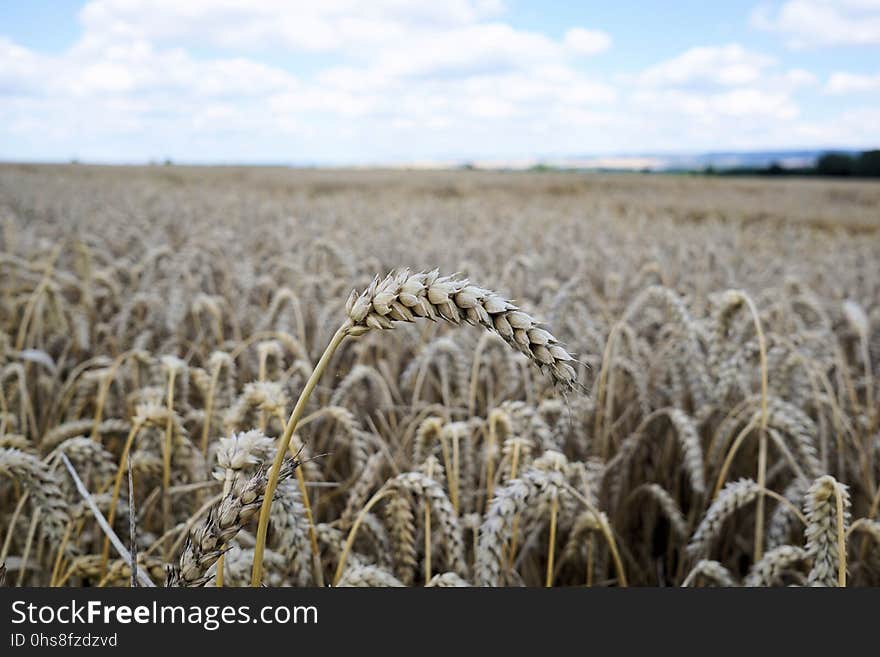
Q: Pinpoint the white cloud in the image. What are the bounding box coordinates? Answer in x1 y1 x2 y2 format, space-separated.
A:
0 37 53 95
77 0 507 53
718 88 800 118
1 0 625 162
564 28 612 55
772 106 880 146
73 0 613 85
619 43 822 151
637 44 775 88
367 23 563 79
632 88 799 120
825 71 880 93
783 68 818 87
751 1 880 47
629 44 809 120
0 1 870 161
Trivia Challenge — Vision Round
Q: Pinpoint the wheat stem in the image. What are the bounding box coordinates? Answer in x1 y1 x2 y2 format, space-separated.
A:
546 491 558 587
251 322 349 586
100 420 142 578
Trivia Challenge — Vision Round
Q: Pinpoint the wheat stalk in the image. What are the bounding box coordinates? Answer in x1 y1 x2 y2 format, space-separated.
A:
251 268 577 585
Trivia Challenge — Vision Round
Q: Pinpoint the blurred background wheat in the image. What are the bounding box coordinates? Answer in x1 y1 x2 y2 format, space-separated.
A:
0 164 877 587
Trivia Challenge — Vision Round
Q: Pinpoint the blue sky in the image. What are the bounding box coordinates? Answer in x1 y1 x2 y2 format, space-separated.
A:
1 1 879 164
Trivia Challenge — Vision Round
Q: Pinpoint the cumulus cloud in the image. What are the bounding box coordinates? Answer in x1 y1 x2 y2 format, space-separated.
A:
631 87 799 121
563 28 612 55
77 0 507 53
637 44 775 88
771 106 880 147
0 37 54 96
1 0 626 161
751 1 880 47
366 23 564 79
825 71 880 93
629 44 811 119
617 43 829 151
0 1 871 161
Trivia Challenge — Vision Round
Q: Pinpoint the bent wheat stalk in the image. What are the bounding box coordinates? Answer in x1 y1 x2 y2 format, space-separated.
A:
251 269 577 585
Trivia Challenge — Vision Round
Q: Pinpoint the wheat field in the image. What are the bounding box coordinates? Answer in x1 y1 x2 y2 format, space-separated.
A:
0 163 878 588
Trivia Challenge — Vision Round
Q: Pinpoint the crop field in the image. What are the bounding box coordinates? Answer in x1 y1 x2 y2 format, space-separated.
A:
0 163 878 587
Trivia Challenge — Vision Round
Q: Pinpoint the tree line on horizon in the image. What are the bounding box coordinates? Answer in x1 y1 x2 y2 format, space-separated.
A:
706 150 880 178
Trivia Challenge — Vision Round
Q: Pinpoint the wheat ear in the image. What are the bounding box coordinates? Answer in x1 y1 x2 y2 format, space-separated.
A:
336 564 404 587
744 545 807 587
346 269 577 388
682 560 737 587
803 475 850 587
169 458 298 586
687 478 761 558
